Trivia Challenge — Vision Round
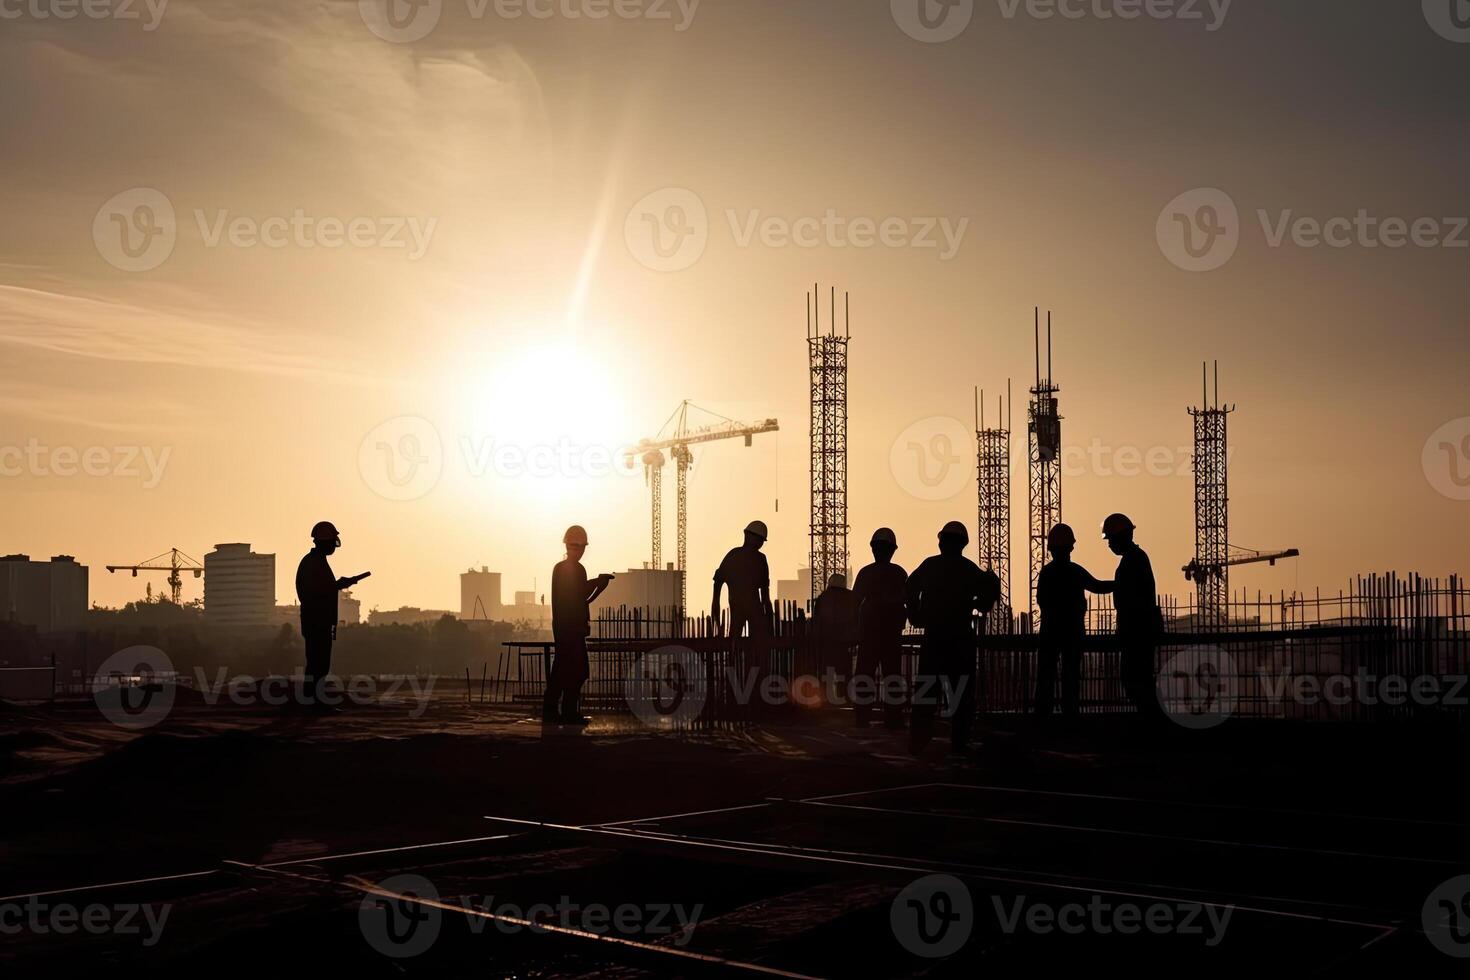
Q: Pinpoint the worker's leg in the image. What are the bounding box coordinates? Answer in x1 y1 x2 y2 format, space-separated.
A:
910 638 942 751
854 636 879 725
1061 640 1082 716
880 634 907 729
1034 637 1058 716
302 626 332 706
948 635 978 752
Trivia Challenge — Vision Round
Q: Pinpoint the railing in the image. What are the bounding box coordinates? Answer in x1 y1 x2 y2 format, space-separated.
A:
495 574 1469 727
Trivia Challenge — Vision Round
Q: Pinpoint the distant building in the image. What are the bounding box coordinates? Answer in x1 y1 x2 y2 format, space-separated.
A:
461 567 502 620
204 543 275 627
0 554 88 632
271 588 359 629
592 565 684 614
367 606 455 626
776 566 814 608
501 590 550 628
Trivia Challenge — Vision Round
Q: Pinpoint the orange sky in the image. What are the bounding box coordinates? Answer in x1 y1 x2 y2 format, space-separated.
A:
1 1 1466 613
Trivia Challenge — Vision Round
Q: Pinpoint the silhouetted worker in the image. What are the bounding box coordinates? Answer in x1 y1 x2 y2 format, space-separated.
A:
1035 523 1113 718
545 525 614 725
712 519 773 637
851 527 908 728
812 573 859 684
295 521 369 708
905 521 1001 755
1103 513 1163 720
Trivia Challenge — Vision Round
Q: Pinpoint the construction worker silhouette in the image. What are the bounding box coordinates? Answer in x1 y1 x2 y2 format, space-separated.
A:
905 521 1001 754
812 573 859 686
1103 513 1163 720
1035 523 1113 717
295 521 369 708
851 527 908 728
545 525 614 725
712 520 773 638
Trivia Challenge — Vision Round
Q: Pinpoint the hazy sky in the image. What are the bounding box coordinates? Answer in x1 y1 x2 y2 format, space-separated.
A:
1 0 1467 612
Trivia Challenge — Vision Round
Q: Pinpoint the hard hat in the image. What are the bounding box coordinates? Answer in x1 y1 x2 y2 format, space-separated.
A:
744 520 768 541
563 524 589 546
310 521 339 541
939 520 969 544
870 527 897 547
827 573 847 589
1101 513 1136 536
1047 523 1076 549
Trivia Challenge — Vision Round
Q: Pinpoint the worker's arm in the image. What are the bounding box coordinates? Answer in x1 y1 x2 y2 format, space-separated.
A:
758 583 772 619
1080 568 1114 595
337 571 370 591
710 576 724 635
585 573 614 604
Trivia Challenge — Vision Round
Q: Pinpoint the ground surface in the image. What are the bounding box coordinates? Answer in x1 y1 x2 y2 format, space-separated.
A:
1 691 1465 977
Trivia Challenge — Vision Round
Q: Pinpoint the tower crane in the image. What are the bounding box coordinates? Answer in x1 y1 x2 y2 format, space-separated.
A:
106 548 204 605
1183 545 1300 583
626 401 779 608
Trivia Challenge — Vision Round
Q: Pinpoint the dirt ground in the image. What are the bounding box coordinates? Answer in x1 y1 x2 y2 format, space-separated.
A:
1 692 1465 977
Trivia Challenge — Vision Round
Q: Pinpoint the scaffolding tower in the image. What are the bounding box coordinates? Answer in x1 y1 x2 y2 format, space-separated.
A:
1027 310 1062 628
976 382 1013 623
1188 361 1234 626
809 285 849 603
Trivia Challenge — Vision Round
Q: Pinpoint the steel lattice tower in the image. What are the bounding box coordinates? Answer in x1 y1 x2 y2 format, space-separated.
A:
1188 362 1233 626
1027 310 1062 628
808 286 849 604
976 383 1012 624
